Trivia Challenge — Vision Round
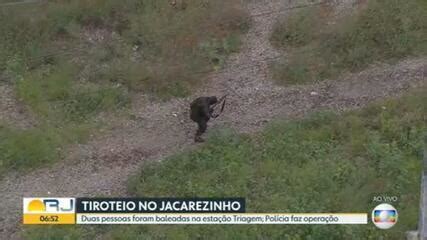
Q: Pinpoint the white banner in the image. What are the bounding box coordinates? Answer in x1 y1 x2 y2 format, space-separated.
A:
77 213 367 224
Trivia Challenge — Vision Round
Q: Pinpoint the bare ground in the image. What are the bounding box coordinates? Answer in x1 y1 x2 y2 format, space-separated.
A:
0 0 426 239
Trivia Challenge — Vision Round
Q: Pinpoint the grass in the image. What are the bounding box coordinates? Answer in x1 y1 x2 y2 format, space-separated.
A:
270 7 323 48
0 126 59 174
22 226 94 240
0 123 93 176
119 89 425 239
0 0 249 173
24 88 426 239
15 62 130 121
270 0 427 85
0 62 128 175
1 0 249 98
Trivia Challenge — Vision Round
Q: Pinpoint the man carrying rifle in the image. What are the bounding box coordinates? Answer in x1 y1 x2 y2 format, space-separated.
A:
190 95 227 142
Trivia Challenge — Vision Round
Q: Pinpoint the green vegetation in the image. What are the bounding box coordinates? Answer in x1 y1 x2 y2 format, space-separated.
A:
270 7 322 48
0 0 248 173
118 89 425 239
1 0 249 98
25 88 425 239
270 0 427 85
0 122 93 175
0 62 128 174
22 226 94 240
15 63 129 121
0 126 59 174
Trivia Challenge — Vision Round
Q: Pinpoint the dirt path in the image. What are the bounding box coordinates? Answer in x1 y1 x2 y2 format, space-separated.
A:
0 0 426 238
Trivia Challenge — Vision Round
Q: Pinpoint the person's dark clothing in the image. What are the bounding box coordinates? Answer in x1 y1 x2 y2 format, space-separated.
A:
190 96 218 142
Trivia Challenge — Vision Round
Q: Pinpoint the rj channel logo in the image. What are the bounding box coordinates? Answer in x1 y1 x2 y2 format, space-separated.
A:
23 198 76 224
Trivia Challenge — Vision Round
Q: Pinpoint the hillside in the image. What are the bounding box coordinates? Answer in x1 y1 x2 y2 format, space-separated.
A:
0 0 425 239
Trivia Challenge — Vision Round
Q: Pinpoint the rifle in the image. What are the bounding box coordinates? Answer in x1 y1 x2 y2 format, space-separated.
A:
211 94 228 118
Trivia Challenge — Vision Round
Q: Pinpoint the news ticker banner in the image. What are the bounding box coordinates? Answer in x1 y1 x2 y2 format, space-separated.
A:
23 198 367 225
